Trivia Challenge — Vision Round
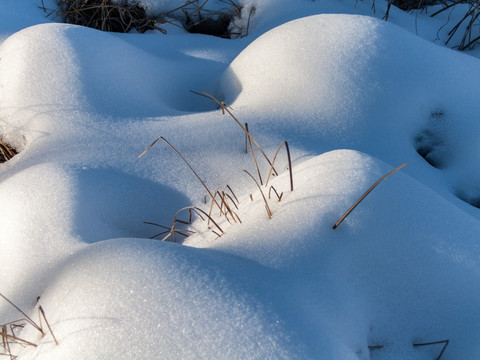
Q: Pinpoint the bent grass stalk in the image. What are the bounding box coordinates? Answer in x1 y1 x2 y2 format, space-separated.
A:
332 163 408 230
160 206 224 242
144 222 196 240
139 136 225 216
268 186 283 202
244 170 272 218
264 140 293 192
199 90 278 176
245 123 263 185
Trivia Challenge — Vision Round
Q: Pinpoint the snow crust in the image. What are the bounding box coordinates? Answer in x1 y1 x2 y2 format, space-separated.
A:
1 1 480 359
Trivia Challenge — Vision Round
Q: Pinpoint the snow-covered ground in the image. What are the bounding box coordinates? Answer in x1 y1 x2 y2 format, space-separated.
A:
1 0 480 359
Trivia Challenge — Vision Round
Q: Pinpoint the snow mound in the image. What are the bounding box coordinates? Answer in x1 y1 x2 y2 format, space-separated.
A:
22 238 307 360
220 13 480 215
189 149 480 359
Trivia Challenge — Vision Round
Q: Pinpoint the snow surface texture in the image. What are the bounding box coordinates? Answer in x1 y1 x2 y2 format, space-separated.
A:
1 0 480 359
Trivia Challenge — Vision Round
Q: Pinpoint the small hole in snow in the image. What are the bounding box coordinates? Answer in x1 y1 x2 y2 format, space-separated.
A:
413 110 449 169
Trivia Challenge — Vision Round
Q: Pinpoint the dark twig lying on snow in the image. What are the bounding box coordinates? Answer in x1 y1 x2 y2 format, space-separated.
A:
369 339 449 360
413 339 449 360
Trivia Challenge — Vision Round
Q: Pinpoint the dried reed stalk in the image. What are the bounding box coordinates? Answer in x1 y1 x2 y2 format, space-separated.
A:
332 163 408 230
139 136 225 216
265 141 293 191
160 206 224 242
199 90 278 177
244 170 272 218
268 186 283 201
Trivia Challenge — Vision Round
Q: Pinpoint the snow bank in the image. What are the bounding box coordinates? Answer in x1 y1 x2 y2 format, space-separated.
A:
1 2 480 360
189 149 480 359
220 14 480 217
20 238 307 360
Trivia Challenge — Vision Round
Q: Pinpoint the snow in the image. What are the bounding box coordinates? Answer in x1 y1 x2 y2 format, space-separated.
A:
1 0 480 359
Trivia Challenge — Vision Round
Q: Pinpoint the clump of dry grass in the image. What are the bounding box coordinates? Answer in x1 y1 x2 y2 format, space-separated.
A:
430 0 480 50
0 141 17 164
198 90 294 218
380 0 480 49
55 0 167 33
139 91 295 241
139 136 230 241
181 0 241 38
0 293 58 359
53 0 244 37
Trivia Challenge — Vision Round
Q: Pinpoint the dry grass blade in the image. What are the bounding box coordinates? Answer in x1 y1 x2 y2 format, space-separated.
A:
1 333 37 348
139 136 225 216
268 186 283 202
203 184 238 207
245 123 263 185
244 170 272 218
332 163 408 230
223 192 239 210
413 339 449 360
265 141 293 192
38 306 58 346
244 123 249 153
191 206 224 235
0 294 59 357
205 190 238 227
144 222 195 239
1 325 12 360
226 185 239 204
0 294 42 335
161 206 224 242
429 0 480 50
198 90 278 176
219 191 239 223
